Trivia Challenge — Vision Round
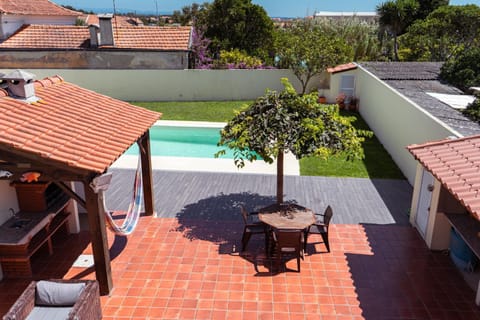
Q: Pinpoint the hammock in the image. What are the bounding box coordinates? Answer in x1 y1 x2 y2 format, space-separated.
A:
90 156 143 236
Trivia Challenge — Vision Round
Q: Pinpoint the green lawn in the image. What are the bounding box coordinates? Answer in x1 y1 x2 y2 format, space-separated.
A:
131 101 251 122
131 101 404 179
300 110 405 179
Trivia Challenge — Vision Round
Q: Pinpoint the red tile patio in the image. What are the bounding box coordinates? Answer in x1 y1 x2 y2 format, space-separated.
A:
1 216 480 319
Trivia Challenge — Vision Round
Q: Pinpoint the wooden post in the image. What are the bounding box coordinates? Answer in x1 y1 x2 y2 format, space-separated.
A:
276 149 284 204
139 130 155 216
83 182 113 296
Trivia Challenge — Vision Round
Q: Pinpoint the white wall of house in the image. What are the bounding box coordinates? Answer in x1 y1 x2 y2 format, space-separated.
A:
328 69 358 103
0 15 77 39
0 69 303 101
351 66 460 184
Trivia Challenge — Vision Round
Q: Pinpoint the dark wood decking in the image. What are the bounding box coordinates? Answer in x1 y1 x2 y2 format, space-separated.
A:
106 169 412 225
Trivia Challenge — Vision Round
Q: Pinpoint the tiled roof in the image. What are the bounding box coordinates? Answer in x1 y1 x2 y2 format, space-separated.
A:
0 25 90 48
83 14 144 26
359 62 480 137
327 62 357 74
360 62 443 80
0 75 161 174
0 25 192 50
109 26 191 50
408 135 480 220
0 0 80 16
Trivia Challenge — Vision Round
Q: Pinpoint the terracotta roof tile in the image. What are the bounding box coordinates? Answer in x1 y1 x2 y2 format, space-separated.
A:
0 0 80 16
0 76 161 174
327 62 357 74
408 136 480 220
0 25 191 50
83 14 144 26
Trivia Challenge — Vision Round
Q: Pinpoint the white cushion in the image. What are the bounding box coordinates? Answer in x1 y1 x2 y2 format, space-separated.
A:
35 281 85 306
26 306 73 320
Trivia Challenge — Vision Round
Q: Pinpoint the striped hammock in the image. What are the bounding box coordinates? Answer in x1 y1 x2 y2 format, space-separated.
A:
91 156 143 236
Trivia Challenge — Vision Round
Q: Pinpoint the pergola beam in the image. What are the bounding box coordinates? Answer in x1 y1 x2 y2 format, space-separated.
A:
83 181 113 295
139 130 155 216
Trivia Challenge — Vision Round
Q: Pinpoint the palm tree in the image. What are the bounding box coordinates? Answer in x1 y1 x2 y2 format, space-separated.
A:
377 0 419 61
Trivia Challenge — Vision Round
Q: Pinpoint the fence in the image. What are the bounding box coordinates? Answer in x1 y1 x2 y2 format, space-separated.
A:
1 69 312 101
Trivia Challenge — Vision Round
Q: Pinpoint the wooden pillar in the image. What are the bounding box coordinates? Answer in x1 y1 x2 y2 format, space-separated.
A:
83 182 113 295
139 130 155 216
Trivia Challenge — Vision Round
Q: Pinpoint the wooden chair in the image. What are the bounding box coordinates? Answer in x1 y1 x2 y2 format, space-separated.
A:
304 205 333 253
272 229 304 272
240 205 267 252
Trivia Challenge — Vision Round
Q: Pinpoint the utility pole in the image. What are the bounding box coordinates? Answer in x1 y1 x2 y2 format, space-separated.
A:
154 0 159 25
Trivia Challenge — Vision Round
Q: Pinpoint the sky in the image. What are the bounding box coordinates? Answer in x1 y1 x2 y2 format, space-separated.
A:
52 0 479 17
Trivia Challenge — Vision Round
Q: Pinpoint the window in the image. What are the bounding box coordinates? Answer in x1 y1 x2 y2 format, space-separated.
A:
339 75 355 99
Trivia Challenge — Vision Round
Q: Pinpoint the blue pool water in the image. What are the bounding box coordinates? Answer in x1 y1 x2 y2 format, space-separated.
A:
125 125 234 159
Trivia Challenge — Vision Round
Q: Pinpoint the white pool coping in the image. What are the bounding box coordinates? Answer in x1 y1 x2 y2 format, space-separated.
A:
111 120 300 176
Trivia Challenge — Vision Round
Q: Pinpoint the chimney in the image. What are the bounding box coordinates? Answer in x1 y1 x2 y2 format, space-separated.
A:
98 13 115 46
89 24 100 47
1 70 39 103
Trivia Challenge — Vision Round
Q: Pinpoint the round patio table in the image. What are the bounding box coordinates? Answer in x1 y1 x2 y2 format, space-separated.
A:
258 203 315 230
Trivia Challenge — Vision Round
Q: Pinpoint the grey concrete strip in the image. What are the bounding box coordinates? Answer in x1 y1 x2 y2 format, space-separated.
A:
106 169 412 225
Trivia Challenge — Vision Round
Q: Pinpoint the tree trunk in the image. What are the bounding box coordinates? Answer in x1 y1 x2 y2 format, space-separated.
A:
393 33 399 61
276 149 284 204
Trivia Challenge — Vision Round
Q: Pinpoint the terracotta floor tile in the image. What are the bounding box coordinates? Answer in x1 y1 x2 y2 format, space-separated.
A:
2 221 480 319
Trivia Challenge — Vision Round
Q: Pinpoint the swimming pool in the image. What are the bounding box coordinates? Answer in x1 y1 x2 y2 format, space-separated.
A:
125 123 234 159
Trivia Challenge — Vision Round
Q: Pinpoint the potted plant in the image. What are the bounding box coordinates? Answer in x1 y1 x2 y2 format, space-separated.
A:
317 89 327 104
349 97 359 112
336 93 346 109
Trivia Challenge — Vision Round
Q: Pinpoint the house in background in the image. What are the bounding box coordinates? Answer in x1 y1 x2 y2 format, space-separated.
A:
81 14 144 26
0 15 192 69
314 11 378 22
0 0 80 40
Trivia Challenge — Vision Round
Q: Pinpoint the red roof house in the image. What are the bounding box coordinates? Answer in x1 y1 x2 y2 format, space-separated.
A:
0 0 80 39
408 135 480 220
0 15 193 69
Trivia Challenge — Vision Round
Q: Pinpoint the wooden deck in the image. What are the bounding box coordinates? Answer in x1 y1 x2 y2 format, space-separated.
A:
106 169 412 225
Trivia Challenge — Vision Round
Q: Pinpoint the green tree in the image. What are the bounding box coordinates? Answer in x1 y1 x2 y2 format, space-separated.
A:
440 47 480 91
203 0 274 60
216 79 371 204
462 93 480 123
274 20 352 94
213 49 264 69
401 5 480 61
312 17 382 61
415 0 449 20
172 2 209 26
376 0 419 61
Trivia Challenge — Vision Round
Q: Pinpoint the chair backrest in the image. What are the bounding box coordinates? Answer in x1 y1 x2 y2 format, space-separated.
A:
323 205 333 226
274 229 303 253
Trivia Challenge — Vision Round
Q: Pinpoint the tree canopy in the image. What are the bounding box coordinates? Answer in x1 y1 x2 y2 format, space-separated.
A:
216 78 371 203
376 0 419 61
312 17 381 62
203 0 274 60
414 0 449 20
440 46 480 91
274 20 352 94
400 4 480 61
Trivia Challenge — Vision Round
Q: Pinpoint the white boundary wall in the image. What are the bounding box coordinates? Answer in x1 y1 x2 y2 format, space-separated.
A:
354 65 461 184
1 69 303 101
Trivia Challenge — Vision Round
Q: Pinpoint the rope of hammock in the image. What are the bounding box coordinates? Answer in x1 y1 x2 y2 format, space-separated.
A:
90 155 143 236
